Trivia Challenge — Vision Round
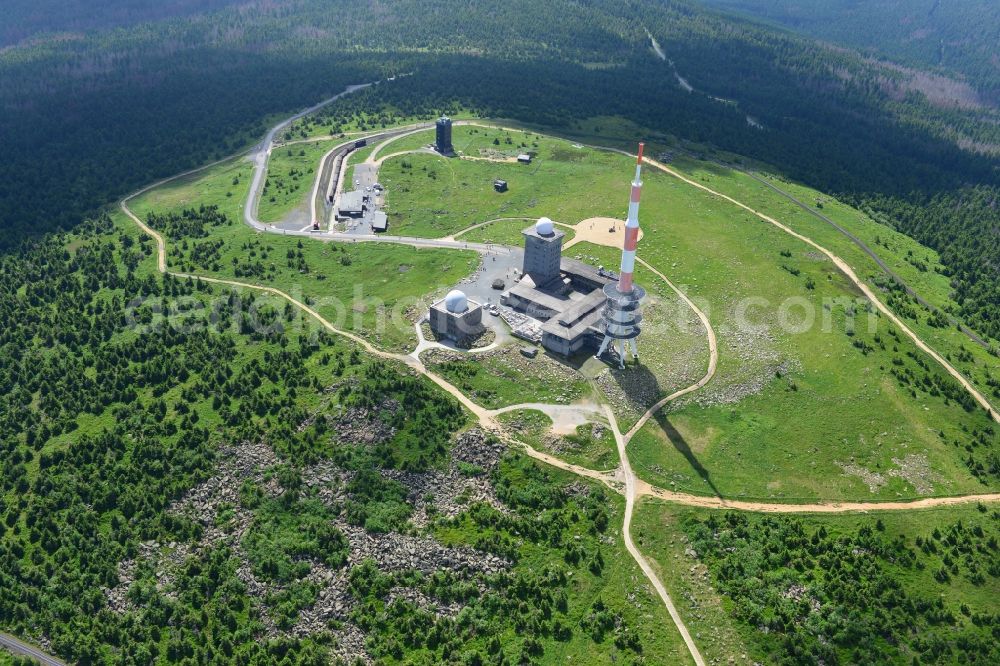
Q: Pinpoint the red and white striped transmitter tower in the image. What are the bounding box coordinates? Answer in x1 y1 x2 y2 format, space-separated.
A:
596 142 647 369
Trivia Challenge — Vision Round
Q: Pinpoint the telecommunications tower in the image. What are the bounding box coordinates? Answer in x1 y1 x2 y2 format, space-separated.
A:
596 143 647 369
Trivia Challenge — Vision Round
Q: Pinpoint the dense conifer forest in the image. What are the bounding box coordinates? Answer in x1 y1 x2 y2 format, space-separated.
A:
3 3 1000 663
1 0 998 340
698 0 1000 102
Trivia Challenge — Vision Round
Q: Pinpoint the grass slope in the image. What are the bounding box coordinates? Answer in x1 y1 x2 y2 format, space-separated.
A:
258 140 333 225
379 126 627 237
498 410 619 470
421 348 590 410
623 155 998 501
127 158 478 351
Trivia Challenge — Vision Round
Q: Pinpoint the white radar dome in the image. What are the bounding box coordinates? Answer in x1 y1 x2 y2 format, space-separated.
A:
535 217 555 235
444 289 469 313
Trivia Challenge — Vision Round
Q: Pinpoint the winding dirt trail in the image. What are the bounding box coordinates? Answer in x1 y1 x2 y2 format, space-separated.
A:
640 484 1000 513
119 115 1000 666
624 257 719 443
639 155 1000 424
607 405 706 666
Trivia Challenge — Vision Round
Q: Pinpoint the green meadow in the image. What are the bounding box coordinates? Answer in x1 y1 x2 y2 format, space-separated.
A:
127 159 477 352
625 157 998 501
420 348 591 409
258 140 335 224
664 156 1000 418
379 125 630 237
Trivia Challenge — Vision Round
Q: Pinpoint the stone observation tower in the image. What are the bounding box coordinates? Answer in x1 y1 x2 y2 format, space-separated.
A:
520 217 564 286
596 143 647 369
435 116 453 155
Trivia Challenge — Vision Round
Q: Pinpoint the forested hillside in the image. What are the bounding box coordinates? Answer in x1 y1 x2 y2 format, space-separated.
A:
1 0 998 339
0 214 676 663
0 0 246 46
697 0 1000 101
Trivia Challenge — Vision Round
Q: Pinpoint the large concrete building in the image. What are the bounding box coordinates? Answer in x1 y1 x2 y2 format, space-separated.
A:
428 289 485 345
501 218 616 356
336 190 367 219
435 116 453 155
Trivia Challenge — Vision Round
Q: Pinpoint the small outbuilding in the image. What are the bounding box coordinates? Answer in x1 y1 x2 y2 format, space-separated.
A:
371 211 388 232
493 179 508 192
517 154 532 164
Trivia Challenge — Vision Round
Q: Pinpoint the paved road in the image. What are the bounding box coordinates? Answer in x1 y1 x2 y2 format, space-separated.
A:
0 632 65 665
119 107 1000 666
244 83 372 232
243 116 515 256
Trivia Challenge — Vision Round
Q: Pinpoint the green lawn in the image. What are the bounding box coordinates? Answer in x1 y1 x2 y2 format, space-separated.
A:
127 160 478 351
128 155 252 223
258 140 335 224
178 224 477 351
665 156 1000 417
379 125 630 237
370 128 437 158
621 157 999 501
633 500 1000 665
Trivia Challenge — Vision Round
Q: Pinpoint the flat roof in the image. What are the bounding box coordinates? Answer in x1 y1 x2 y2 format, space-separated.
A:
542 302 605 340
509 280 574 313
555 288 605 328
339 190 365 212
561 257 613 286
371 211 388 231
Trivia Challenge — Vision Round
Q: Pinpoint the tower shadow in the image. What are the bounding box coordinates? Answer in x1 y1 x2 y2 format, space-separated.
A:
602 361 663 418
599 361 721 498
650 409 721 499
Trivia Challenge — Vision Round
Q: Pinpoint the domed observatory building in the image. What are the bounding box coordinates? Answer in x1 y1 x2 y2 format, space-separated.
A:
428 289 485 345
